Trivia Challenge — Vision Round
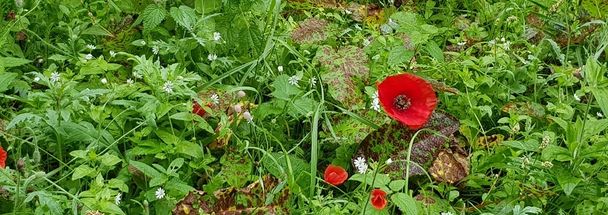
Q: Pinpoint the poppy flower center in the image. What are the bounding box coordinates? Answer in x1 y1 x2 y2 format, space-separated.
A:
393 94 411 111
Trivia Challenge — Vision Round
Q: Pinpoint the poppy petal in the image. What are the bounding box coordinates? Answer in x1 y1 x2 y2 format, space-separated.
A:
0 146 6 169
324 164 348 186
378 73 437 129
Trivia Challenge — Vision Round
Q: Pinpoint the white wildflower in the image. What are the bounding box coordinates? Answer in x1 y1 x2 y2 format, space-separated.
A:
243 111 253 123
162 81 174 93
371 91 381 112
457 41 466 46
101 78 108 84
210 93 220 104
213 32 222 42
126 79 134 85
503 41 511 50
488 39 496 46
155 187 165 200
85 54 94 60
344 9 352 15
33 77 40 82
598 112 604 118
363 38 371 47
541 161 553 168
152 46 159 55
115 193 122 205
500 37 506 43
277 65 284 72
86 44 96 50
310 77 317 87
110 51 117 57
288 75 300 86
353 157 368 174
574 94 581 102
385 158 393 165
133 71 143 79
208 53 217 61
50 72 60 83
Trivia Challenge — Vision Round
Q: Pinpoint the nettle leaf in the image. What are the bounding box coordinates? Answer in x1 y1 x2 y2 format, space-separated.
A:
388 45 414 67
271 74 301 100
170 6 197 31
142 4 166 29
391 193 419 215
390 12 439 45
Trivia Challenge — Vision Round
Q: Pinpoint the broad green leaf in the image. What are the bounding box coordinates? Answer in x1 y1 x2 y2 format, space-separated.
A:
349 173 391 188
175 141 203 158
425 41 444 62
0 57 31 68
389 180 405 192
6 113 41 130
98 201 126 215
388 45 414 67
592 88 608 117
100 154 122 166
271 74 301 100
170 6 197 31
503 140 540 152
129 160 162 178
108 179 129 192
170 112 194 121
81 25 112 36
72 165 95 180
0 72 18 93
142 4 166 29
195 0 222 13
80 57 121 75
391 193 418 215
557 171 581 196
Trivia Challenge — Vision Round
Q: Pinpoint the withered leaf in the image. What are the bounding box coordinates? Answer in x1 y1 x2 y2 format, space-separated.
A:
429 147 470 184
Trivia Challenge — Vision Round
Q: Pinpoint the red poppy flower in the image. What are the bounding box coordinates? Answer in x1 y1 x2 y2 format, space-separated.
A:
378 73 437 129
0 146 6 169
324 164 348 186
192 101 207 117
370 189 388 210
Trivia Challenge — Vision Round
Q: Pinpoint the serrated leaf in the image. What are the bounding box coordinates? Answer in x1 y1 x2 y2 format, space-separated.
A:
0 57 32 68
142 4 166 29
6 113 41 130
170 6 197 31
388 45 414 67
0 72 18 93
72 165 95 180
100 154 122 166
391 193 418 215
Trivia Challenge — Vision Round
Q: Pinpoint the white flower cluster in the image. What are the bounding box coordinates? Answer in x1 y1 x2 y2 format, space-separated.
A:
353 156 368 174
371 91 380 112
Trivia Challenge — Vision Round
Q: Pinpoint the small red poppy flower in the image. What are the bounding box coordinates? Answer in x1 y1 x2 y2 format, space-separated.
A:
192 101 207 117
0 146 6 169
378 73 437 129
370 189 388 210
324 164 348 186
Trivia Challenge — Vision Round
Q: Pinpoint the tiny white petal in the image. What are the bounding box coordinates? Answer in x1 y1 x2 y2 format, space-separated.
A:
101 78 108 84
85 54 94 60
163 81 174 93
50 72 60 83
353 157 368 174
277 66 284 72
152 46 159 55
86 44 96 50
115 193 122 205
574 94 581 102
213 32 222 42
288 75 300 86
210 93 220 104
385 158 393 165
598 112 604 118
155 187 165 200
33 77 40 82
126 79 134 85
208 54 217 61
110 51 117 57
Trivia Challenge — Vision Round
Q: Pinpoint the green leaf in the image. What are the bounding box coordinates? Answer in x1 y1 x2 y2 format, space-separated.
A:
6 113 41 130
175 141 203 158
170 112 194 121
349 173 391 188
170 6 197 31
108 179 129 192
79 57 122 75
72 165 96 180
592 88 608 117
425 41 444 62
100 154 122 166
388 180 405 192
129 160 162 178
0 72 18 93
195 0 222 13
557 171 581 196
81 25 113 36
388 45 414 67
391 193 418 215
98 201 126 215
0 57 32 68
142 4 166 29
503 140 540 152
271 74 301 100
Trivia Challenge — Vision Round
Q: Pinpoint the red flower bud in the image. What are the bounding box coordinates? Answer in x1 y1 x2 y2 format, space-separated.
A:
323 164 348 186
370 189 388 210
